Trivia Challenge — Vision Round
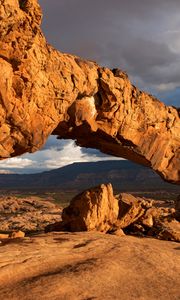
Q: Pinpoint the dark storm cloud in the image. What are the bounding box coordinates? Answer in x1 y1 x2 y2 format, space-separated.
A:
41 136 111 160
41 136 67 151
39 0 180 105
158 88 180 107
37 0 180 154
81 147 110 158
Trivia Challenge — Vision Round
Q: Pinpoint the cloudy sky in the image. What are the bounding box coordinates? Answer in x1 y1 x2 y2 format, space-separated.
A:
0 0 179 173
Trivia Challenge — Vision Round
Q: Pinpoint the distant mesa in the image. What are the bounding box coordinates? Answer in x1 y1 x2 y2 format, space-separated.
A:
0 161 179 192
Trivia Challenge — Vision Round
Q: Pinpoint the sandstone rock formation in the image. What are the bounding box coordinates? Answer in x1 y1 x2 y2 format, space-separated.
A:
0 196 62 233
0 0 179 183
118 194 180 242
175 195 180 221
9 230 25 238
0 233 9 239
116 193 152 228
0 232 179 300
46 184 180 242
147 219 180 242
62 183 119 232
0 230 25 239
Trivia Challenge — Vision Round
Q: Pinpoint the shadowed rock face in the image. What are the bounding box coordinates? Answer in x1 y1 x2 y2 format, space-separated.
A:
0 0 179 183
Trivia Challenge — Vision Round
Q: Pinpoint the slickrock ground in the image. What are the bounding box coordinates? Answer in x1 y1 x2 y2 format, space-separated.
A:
0 196 62 233
0 232 179 300
0 0 179 183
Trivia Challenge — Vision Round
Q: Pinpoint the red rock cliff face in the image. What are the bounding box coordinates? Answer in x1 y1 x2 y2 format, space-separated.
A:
0 0 179 183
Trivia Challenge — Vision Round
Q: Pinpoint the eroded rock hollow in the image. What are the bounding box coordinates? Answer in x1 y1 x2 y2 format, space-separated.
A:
0 0 179 183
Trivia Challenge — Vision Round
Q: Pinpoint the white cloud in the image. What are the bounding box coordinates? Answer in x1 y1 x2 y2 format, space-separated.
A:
153 82 180 92
31 140 122 170
0 157 33 169
41 140 85 168
0 139 122 173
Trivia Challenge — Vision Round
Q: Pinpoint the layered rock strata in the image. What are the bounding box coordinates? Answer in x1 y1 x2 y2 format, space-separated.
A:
0 0 179 183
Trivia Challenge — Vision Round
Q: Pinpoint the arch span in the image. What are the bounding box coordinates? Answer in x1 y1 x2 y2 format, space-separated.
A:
0 0 179 183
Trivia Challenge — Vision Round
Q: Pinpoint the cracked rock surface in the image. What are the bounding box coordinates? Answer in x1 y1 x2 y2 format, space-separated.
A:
0 0 180 183
0 232 179 300
0 195 62 233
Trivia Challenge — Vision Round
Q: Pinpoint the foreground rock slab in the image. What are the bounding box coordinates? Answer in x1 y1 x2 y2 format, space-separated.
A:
0 232 179 300
0 0 179 183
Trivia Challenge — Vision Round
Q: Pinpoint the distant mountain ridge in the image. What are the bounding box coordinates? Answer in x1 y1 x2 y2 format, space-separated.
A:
0 160 179 192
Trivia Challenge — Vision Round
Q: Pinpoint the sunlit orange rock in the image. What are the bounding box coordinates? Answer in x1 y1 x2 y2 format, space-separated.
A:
62 183 119 232
0 0 179 183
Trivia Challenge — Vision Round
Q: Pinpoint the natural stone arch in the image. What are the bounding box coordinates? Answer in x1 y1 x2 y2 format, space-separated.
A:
0 0 179 183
